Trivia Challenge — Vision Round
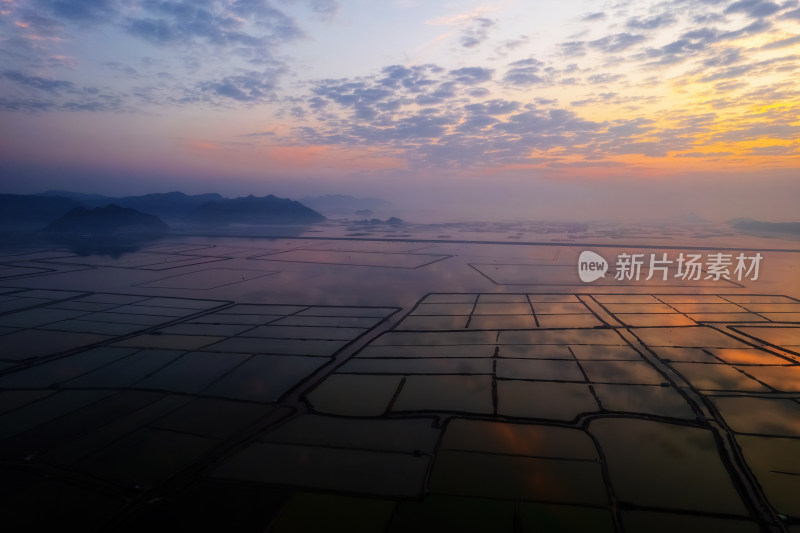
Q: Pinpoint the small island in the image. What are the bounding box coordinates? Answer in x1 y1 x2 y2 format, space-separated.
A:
352 217 404 226
730 218 800 236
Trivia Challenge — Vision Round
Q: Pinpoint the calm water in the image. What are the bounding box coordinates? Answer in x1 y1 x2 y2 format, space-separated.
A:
0 222 798 531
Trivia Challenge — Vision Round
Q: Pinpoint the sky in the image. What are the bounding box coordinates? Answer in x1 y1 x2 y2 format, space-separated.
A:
0 0 799 221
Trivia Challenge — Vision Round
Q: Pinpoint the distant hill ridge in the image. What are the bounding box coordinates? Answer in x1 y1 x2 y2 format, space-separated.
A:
0 194 83 225
0 191 329 228
40 190 225 219
188 194 326 225
44 204 169 236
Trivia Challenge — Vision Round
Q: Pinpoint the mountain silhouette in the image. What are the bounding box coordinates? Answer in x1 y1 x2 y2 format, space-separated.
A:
188 195 326 225
0 194 82 226
43 204 169 236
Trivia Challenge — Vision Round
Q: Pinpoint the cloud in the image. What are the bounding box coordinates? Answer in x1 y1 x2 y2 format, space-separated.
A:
589 33 647 53
635 15 774 68
62 94 124 112
560 41 587 57
449 67 493 85
124 1 303 51
10 8 63 33
587 73 625 84
709 118 800 142
695 53 799 82
0 70 124 112
31 0 117 24
242 130 276 138
306 0 339 20
495 35 529 55
674 151 735 158
719 18 772 40
459 17 494 48
581 12 606 22
0 98 55 112
293 26 791 170
310 77 404 121
5 0 798 179
724 0 782 18
297 62 615 168
606 118 656 137
729 124 800 142
626 14 676 30
707 47 745 68
692 12 727 24
746 145 797 155
379 64 438 92
466 87 490 98
503 57 546 86
464 99 520 115
388 113 457 139
547 160 624 168
761 34 800 49
492 108 602 137
2 0 319 110
416 81 457 104
196 67 286 103
2 70 74 93
607 141 673 157
568 92 659 109
103 61 139 77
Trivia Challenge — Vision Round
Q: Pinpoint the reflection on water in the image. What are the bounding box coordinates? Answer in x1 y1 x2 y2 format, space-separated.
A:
45 233 165 257
0 233 799 531
735 436 800 518
590 418 748 515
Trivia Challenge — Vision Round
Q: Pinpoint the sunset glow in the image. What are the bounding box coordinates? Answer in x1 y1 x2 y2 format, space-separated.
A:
0 0 798 219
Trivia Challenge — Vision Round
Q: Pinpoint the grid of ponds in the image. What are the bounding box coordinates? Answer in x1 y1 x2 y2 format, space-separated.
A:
1 284 798 532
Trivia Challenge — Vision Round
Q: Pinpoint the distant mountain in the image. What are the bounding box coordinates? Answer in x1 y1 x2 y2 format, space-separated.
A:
5 191 325 229
0 194 82 226
39 190 224 219
188 195 326 225
113 192 225 219
300 194 393 215
40 190 114 206
730 218 800 235
43 204 169 236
